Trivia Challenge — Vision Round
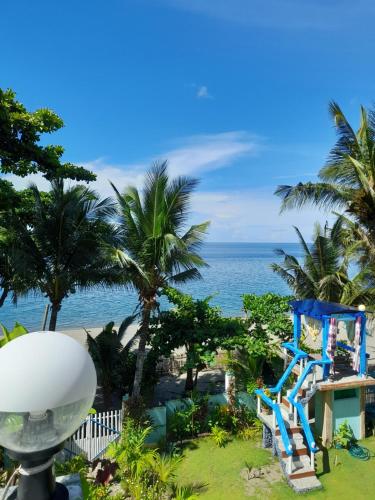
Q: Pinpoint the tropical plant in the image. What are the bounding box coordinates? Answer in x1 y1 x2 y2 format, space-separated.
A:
275 102 375 268
333 420 356 449
86 318 136 409
271 223 375 304
0 87 94 181
0 322 28 348
11 179 118 330
151 287 242 392
210 425 229 447
107 418 186 499
54 455 88 476
112 162 209 397
170 484 200 500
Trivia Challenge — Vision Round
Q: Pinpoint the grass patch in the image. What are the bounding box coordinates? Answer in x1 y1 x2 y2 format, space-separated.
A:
176 436 375 499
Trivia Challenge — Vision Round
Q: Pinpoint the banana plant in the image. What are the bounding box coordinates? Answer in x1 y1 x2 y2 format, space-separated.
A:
0 322 28 348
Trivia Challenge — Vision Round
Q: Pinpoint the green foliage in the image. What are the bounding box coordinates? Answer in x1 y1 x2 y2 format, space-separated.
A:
238 420 263 441
151 287 242 391
11 179 118 330
0 88 95 181
275 102 375 289
168 401 206 442
271 223 375 305
333 421 356 449
208 402 257 435
55 455 88 476
210 425 229 447
0 322 27 347
242 292 293 343
170 484 200 500
107 418 188 499
112 162 209 397
87 320 136 409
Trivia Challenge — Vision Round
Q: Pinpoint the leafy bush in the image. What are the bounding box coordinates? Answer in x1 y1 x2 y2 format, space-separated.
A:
333 421 356 449
107 418 190 499
211 425 229 447
238 420 263 441
55 455 88 476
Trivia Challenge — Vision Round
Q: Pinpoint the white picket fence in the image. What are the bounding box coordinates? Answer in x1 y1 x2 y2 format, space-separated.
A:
64 409 123 462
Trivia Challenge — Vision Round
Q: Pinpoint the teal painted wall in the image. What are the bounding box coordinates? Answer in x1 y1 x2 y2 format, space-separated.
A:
314 389 361 440
333 388 361 439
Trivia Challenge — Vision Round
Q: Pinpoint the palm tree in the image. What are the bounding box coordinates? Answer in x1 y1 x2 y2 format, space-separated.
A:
86 318 136 409
271 223 375 305
112 161 209 398
13 179 117 330
275 102 375 263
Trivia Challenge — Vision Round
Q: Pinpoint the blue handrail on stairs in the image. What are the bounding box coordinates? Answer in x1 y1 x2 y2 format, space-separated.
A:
255 389 293 456
268 343 308 395
288 359 332 454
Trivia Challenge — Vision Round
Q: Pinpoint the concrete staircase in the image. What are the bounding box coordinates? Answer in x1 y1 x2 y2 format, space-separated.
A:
258 396 322 493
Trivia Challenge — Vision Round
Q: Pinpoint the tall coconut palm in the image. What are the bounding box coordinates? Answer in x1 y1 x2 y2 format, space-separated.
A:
13 179 117 330
271 222 375 305
275 102 375 263
112 162 209 398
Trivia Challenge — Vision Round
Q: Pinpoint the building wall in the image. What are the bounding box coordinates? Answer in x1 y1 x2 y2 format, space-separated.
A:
314 387 362 442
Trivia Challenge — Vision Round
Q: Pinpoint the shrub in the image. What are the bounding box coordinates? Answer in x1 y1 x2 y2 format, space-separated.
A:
211 425 229 447
54 455 88 476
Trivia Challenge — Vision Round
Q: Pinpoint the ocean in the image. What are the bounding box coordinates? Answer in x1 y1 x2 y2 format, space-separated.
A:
0 242 302 331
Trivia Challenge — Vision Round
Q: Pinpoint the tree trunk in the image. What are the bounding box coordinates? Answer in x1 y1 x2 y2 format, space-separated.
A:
185 367 194 392
132 302 152 398
48 302 61 331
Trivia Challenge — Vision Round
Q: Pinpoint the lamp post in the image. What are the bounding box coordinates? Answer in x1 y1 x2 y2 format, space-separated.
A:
0 332 97 499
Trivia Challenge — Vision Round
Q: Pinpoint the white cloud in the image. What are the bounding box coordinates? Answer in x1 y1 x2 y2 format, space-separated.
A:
4 131 260 196
196 85 212 99
3 131 331 242
163 0 374 31
190 189 334 242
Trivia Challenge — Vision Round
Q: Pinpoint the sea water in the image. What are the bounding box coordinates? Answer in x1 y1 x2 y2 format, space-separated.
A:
0 242 302 331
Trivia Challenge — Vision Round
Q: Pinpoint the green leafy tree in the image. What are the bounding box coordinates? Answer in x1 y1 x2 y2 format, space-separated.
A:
12 179 118 330
112 162 209 397
225 293 293 390
151 288 242 392
86 319 136 409
271 223 375 305
275 102 375 266
0 88 95 181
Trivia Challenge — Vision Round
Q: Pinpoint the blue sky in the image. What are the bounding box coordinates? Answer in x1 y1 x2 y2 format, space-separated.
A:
2 0 375 241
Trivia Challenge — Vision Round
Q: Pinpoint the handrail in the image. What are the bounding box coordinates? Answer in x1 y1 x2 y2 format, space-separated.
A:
282 341 309 358
269 348 308 394
255 389 293 456
288 359 332 453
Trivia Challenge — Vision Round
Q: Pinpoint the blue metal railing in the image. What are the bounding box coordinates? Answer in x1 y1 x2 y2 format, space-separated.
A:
255 389 293 456
288 359 332 453
268 344 308 395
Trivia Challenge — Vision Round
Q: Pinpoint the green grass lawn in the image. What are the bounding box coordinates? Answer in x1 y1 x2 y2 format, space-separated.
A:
176 436 375 499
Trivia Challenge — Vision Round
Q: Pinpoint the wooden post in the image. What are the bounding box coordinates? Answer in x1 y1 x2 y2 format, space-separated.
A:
322 390 333 447
360 386 366 439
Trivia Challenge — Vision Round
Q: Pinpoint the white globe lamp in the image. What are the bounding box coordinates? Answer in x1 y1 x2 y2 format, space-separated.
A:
0 332 96 500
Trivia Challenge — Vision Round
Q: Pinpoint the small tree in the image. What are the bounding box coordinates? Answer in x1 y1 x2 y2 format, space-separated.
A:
151 288 242 392
224 293 293 391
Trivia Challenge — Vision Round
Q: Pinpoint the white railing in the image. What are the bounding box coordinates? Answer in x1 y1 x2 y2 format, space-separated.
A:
64 409 123 461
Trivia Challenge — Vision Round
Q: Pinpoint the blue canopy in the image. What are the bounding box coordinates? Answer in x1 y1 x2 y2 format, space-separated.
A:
290 299 359 320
